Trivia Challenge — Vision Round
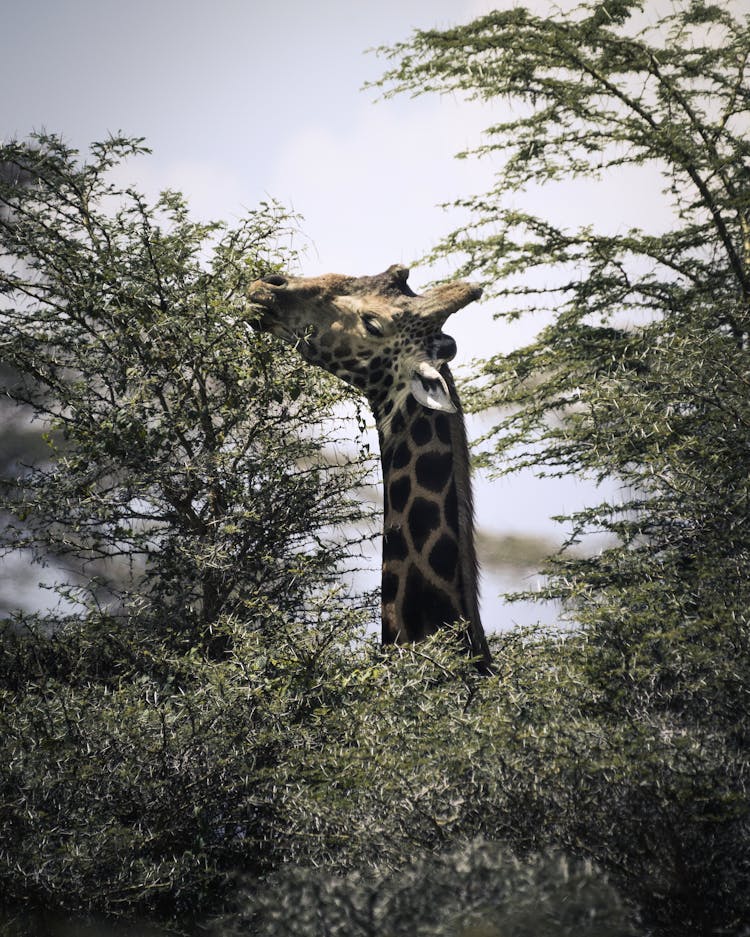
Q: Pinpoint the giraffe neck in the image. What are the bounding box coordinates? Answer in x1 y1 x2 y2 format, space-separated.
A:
374 365 491 669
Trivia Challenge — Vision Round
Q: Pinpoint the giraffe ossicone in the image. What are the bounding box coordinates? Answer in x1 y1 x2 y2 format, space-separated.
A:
248 263 492 672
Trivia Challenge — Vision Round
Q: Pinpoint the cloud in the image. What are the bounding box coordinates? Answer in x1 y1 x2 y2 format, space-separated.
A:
267 97 498 275
107 152 260 224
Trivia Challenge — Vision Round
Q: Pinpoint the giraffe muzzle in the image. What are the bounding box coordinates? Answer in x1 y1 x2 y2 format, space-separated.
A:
429 333 458 362
247 278 289 335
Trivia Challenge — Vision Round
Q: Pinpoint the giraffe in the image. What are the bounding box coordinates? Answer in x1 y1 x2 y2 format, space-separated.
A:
248 263 492 672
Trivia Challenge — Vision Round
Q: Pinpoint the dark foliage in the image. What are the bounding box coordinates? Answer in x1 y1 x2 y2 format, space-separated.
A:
374 2 750 934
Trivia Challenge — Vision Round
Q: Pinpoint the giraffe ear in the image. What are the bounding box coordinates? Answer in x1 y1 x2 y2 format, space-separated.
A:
410 362 457 414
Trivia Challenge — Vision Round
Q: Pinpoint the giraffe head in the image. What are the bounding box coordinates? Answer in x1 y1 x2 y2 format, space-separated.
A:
247 264 482 432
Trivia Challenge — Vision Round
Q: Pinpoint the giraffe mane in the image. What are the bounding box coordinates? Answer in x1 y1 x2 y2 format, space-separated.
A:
442 366 486 661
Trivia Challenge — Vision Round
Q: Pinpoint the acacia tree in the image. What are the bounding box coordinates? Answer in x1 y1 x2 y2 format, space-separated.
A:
376 0 750 700
0 134 373 651
375 1 750 932
0 134 382 916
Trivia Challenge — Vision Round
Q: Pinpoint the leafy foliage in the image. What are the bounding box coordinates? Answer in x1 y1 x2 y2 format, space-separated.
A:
0 134 373 651
261 626 748 937
3 610 748 934
372 2 750 934
0 133 381 919
231 840 635 937
0 607 369 918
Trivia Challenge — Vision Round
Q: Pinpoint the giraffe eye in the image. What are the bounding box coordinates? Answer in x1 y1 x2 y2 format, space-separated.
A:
362 315 384 337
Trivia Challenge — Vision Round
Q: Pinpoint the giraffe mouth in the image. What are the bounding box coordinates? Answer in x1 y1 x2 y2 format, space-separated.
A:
248 282 288 334
257 313 287 337
252 306 297 343
410 361 456 414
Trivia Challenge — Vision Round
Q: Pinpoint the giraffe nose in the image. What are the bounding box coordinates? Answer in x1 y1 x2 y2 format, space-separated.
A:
430 333 457 362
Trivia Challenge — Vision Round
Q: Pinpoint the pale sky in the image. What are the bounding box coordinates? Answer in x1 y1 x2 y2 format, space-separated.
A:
2 0 678 629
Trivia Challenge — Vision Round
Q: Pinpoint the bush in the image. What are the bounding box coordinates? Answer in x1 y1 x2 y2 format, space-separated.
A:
228 841 635 937
0 133 375 921
0 605 368 917
258 627 749 936
2 608 747 933
0 133 373 653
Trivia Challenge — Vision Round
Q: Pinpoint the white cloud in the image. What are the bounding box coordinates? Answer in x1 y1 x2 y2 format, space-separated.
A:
107 153 257 223
267 96 498 274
